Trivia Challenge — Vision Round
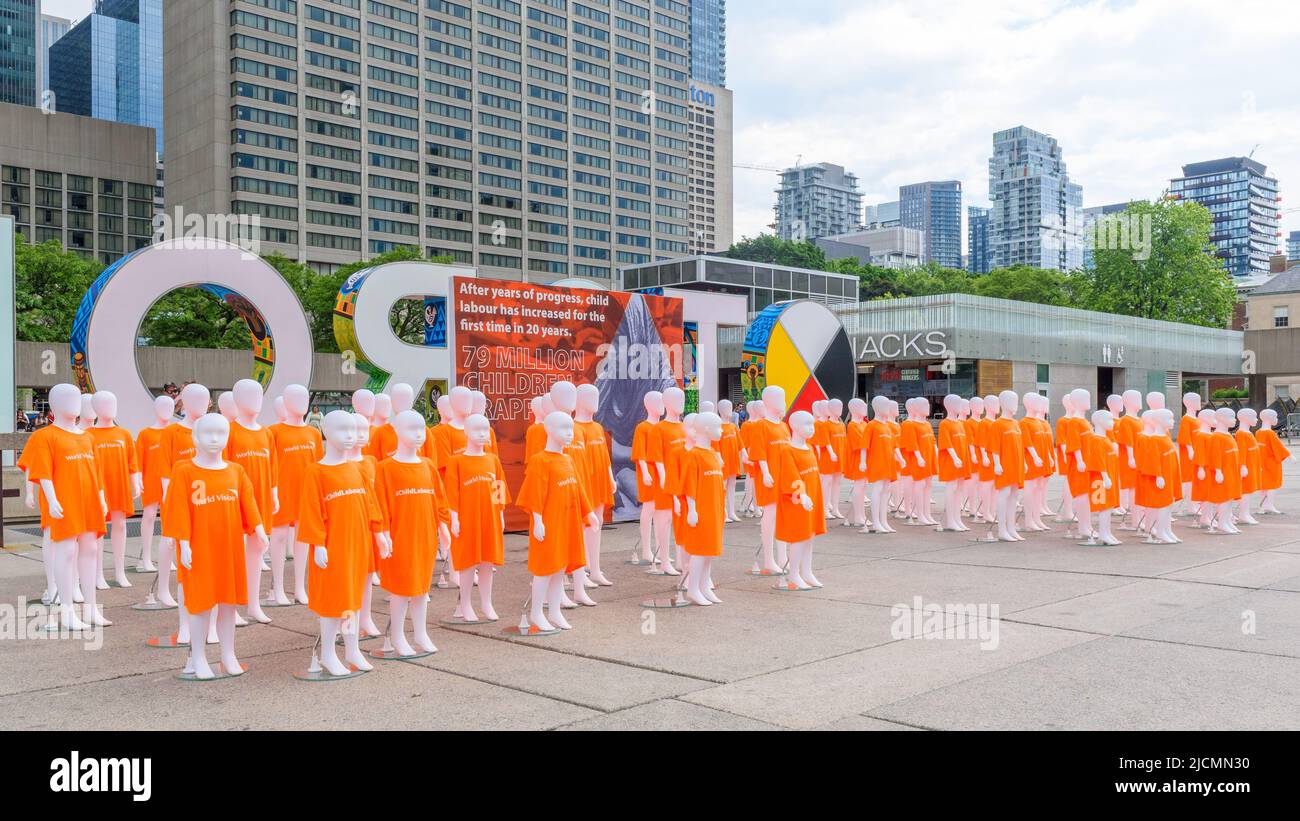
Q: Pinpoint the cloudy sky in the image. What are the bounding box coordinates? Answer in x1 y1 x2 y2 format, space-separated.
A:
729 0 1300 251
43 0 1300 254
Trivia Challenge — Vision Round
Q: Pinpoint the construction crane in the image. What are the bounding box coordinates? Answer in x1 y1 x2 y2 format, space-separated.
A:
735 154 802 173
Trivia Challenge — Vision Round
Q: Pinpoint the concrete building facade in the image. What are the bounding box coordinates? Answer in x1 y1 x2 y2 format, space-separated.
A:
163 0 693 282
967 205 990 273
686 80 730 254
1170 157 1279 277
817 226 925 269
775 162 862 241
900 180 961 269
0 101 157 264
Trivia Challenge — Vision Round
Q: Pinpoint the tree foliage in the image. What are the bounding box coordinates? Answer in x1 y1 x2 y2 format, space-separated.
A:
13 237 100 343
723 234 828 270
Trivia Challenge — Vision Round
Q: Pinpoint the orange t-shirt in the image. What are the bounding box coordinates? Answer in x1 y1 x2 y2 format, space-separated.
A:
297 461 385 619
739 420 760 478
161 421 197 473
433 423 469 476
1135 433 1178 509
1190 428 1212 502
564 421 593 498
715 421 742 478
679 448 725 556
445 452 509 569
936 418 968 483
992 417 1025 490
268 422 323 527
652 419 686 509
899 419 937 481
89 425 137 515
843 419 868 481
16 426 53 529
375 457 446 596
1206 432 1242 504
748 418 792 507
863 418 898 484
630 420 660 504
1175 413 1199 479
224 423 277 531
1255 428 1290 491
1081 431 1119 511
369 422 436 463
516 450 593 576
1021 417 1055 481
1234 430 1261 495
22 425 105 542
775 445 825 544
1114 415 1142 489
576 419 615 508
135 426 169 507
162 461 260 612
1060 416 1091 498
976 418 997 482
524 422 547 465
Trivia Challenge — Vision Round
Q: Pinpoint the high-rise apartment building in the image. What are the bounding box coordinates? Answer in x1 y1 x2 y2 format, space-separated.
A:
48 1 164 157
0 0 38 106
164 0 693 280
1170 157 1280 276
774 162 862 242
988 125 1083 272
864 200 899 229
38 11 72 99
900 180 961 268
1288 230 1300 261
686 80 730 254
967 205 990 274
689 0 723 86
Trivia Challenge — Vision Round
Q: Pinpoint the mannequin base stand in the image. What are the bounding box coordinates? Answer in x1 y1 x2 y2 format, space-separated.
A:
293 663 367 682
146 633 186 648
335 633 381 646
626 556 655 566
969 529 999 543
440 615 497 626
773 580 814 592
367 640 436 661
131 594 176 612
260 595 298 608
126 566 155 575
501 623 561 638
1257 509 1286 516
177 663 247 682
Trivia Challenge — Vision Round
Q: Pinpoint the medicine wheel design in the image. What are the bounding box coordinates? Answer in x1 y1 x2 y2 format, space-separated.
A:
741 300 855 417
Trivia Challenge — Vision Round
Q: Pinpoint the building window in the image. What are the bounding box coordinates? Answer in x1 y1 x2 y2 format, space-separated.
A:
1274 307 1289 328
1036 364 1050 383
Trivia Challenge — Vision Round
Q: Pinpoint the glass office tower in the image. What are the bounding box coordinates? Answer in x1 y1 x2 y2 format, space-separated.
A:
689 0 724 86
967 205 990 274
900 180 962 269
0 0 38 106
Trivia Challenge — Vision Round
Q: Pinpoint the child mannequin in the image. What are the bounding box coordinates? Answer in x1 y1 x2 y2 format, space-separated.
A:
1079 410 1120 546
1134 409 1180 544
268 384 322 605
516 412 600 633
843 397 870 528
134 395 175 575
863 396 903 534
715 399 742 523
446 413 508 623
374 410 448 655
167 413 268 679
224 379 279 624
1234 409 1262 526
738 401 763 517
681 412 725 605
346 413 384 637
89 391 142 588
750 386 791 574
575 384 615 586
630 391 664 565
1255 409 1291 514
936 394 969 532
650 386 688 577
775 410 823 590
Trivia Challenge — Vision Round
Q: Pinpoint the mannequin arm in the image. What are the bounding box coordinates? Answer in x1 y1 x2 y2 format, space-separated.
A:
981 447 990 467
946 447 962 469
24 480 36 509
674 497 681 515
450 510 461 537
912 449 925 468
739 447 749 465
1074 450 1085 472
99 489 107 517
759 460 773 487
992 454 1003 476
131 472 143 499
1127 451 1136 470
375 531 392 559
894 450 906 467
179 539 192 569
686 496 698 526
828 442 837 462
859 451 866 472
532 512 546 541
1027 446 1042 467
655 462 666 488
313 545 328 568
39 479 63 519
271 486 280 515
586 512 600 530
638 459 653 484
1101 471 1112 490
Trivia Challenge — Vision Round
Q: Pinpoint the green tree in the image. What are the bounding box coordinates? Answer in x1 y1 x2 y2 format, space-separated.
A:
13 237 101 342
973 265 1070 306
1071 199 1236 328
723 234 827 270
138 289 254 349
896 262 979 297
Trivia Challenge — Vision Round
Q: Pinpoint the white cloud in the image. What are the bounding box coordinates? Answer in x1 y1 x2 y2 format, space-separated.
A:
38 0 93 21
729 0 1300 253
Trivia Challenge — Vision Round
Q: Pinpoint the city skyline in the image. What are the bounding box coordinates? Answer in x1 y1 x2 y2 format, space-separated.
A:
730 0 1300 254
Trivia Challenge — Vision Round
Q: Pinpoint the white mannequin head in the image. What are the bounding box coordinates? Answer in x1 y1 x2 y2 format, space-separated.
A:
282 384 310 421
983 394 1000 420
968 395 985 419
576 384 600 418
1121 390 1142 415
1061 391 1074 417
959 397 972 419
693 411 722 447
699 400 716 415
1215 407 1237 431
663 386 686 420
999 390 1018 417
1197 408 1215 431
389 383 416 415
78 393 95 428
192 413 231 458
470 390 488 416
179 383 211 422
847 397 868 421
1146 391 1166 412
1237 408 1257 431
828 398 844 421
544 410 574 449
943 394 961 418
788 410 815 445
373 393 393 424
437 394 452 421
1183 392 1201 414
393 409 427 450
1153 408 1175 434
683 412 697 444
1021 393 1038 418
643 390 664 422
1070 388 1091 417
153 394 175 425
217 391 237 421
1106 394 1123 416
1261 408 1279 429
761 386 786 421
745 399 763 421
811 400 827 421
465 413 492 452
322 410 359 455
717 398 733 421
447 386 473 424
91 391 118 425
871 395 892 419
352 412 371 452
274 396 287 424
49 383 81 424
351 389 375 419
232 378 263 423
1139 409 1158 433
1091 409 1114 434
530 396 547 424
549 381 577 415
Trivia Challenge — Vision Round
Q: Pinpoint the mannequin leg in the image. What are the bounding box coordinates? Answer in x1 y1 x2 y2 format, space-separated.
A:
868 481 894 533
52 538 88 630
740 476 755 515
919 479 938 525
269 525 293 605
588 505 611 584
546 573 571 630
93 534 108 590
638 501 655 561
784 540 808 588
176 580 190 646
700 557 721 603
292 540 309 604
571 565 597 606
820 474 833 517
529 576 554 631
455 569 478 621
724 477 738 521
652 508 677 574
850 479 867 527
685 555 711 606
829 473 845 517
438 527 457 588
1057 488 1075 523
108 512 130 587
1159 508 1180 542
475 562 497 621
157 537 178 608
411 593 436 652
994 487 1014 541
1071 495 1091 540
341 613 373 671
944 480 965 530
41 528 56 603
138 503 158 572
244 534 270 622
188 609 215 679
1098 510 1120 545
318 617 348 676
216 605 242 675
360 579 381 637
1219 501 1241 534
1238 493 1260 525
77 534 109 626
389 594 416 656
